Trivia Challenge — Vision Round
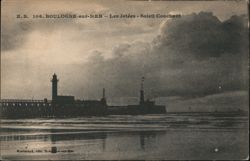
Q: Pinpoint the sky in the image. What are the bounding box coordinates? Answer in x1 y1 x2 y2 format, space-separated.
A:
1 0 249 111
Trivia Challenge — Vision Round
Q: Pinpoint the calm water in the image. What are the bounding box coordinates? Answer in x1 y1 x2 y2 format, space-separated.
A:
1 113 248 160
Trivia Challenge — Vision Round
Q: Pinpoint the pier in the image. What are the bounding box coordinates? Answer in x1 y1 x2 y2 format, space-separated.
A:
0 74 166 118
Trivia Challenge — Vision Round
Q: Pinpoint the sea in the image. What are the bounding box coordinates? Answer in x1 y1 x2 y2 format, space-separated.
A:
0 112 248 160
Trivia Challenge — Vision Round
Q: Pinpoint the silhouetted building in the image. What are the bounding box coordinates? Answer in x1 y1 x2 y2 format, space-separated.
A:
0 74 166 118
51 73 58 101
51 74 75 104
55 96 75 104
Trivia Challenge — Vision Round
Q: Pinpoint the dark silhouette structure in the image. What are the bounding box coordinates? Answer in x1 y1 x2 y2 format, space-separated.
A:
51 73 58 101
108 77 166 115
100 88 107 106
51 73 75 104
0 74 166 118
140 77 145 105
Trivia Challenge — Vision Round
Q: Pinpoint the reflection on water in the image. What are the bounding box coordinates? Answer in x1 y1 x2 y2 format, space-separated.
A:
0 113 248 160
139 131 158 150
50 131 107 142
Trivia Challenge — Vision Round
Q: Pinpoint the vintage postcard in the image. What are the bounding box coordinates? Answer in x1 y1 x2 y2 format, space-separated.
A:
0 0 249 160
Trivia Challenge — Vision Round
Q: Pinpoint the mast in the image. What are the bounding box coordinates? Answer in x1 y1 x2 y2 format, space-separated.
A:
140 76 145 105
103 88 106 99
101 88 107 105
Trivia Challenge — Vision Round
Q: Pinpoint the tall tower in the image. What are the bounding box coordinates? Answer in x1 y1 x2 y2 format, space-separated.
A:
103 88 106 99
101 88 107 105
51 73 59 100
140 77 145 105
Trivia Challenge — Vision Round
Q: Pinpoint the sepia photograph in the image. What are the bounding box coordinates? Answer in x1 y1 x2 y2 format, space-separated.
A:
0 0 249 160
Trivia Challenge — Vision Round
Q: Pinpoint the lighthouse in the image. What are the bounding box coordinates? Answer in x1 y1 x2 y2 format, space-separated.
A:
140 76 145 105
51 73 59 101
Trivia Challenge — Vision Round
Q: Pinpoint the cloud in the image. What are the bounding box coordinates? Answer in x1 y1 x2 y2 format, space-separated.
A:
1 11 248 101
158 12 248 58
1 12 82 51
75 12 248 99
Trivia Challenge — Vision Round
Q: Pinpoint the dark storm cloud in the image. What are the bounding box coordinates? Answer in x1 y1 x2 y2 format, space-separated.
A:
77 12 248 98
158 12 248 59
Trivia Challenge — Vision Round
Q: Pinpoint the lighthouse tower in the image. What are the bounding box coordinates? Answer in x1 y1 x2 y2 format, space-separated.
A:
51 73 59 101
139 77 145 105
